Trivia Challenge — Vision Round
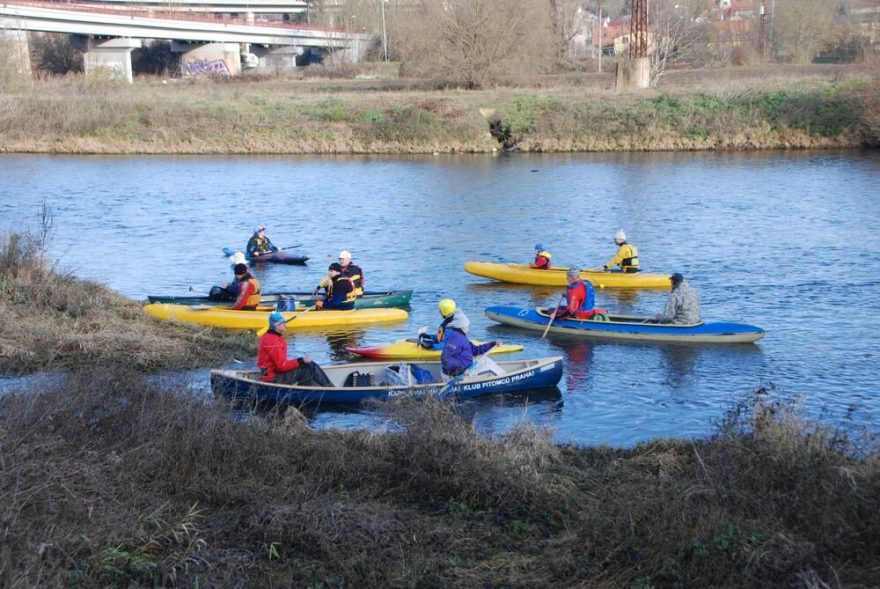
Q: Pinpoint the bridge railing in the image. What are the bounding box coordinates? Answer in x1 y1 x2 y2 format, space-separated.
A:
2 0 349 32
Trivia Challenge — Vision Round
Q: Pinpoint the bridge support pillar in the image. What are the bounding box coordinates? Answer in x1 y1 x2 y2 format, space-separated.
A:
0 29 31 81
74 37 140 83
248 45 304 72
172 41 242 77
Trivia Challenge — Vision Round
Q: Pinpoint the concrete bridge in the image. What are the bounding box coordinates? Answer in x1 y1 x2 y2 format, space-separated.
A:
0 0 368 81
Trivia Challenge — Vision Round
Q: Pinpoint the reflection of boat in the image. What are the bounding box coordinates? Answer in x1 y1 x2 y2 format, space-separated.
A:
146 290 413 310
346 339 524 360
485 306 765 344
222 247 308 265
143 303 408 331
465 261 670 289
211 357 564 406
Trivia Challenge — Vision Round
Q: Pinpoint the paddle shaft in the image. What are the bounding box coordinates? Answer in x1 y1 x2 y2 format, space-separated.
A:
541 293 567 339
256 305 317 337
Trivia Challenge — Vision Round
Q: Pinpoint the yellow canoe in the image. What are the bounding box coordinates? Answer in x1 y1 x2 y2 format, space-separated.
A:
464 261 671 289
143 303 408 331
346 339 524 360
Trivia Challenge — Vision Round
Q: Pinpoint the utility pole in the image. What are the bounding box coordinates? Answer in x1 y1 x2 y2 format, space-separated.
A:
597 0 603 73
630 0 648 58
380 0 388 62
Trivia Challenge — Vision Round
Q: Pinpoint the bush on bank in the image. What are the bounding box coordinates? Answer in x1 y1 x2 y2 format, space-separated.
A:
0 67 877 154
0 231 253 374
0 370 877 587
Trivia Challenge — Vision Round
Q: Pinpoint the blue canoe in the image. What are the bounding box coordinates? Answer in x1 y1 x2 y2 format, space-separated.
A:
211 357 563 406
485 306 765 344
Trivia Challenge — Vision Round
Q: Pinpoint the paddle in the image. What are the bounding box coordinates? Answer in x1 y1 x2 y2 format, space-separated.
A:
256 305 317 337
541 293 567 339
438 372 467 399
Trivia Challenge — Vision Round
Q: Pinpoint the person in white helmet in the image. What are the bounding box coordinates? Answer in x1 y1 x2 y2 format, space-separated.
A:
313 250 365 296
603 229 640 273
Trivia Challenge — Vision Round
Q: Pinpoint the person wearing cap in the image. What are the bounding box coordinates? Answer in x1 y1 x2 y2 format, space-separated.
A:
258 312 318 384
655 273 700 324
313 250 364 297
530 244 552 269
314 263 356 310
603 229 640 273
210 251 249 301
246 226 278 258
435 299 502 378
550 267 596 320
231 263 261 310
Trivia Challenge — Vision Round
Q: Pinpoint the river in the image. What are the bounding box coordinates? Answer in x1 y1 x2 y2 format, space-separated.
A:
1 150 878 447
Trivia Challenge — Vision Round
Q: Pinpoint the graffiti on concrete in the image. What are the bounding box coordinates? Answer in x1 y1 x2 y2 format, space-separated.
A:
182 59 231 76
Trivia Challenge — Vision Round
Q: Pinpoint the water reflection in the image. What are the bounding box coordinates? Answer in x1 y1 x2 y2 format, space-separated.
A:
323 329 367 361
465 282 561 309
659 344 701 388
542 337 595 393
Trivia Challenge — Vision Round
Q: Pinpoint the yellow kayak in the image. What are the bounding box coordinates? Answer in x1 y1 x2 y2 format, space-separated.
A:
346 339 524 360
143 303 408 331
464 261 671 289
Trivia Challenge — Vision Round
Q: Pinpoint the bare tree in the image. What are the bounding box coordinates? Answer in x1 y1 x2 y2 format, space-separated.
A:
771 0 837 63
394 0 553 88
648 0 712 86
549 0 584 62
31 33 83 75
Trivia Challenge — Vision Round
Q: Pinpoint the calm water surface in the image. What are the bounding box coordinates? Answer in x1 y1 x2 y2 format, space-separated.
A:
2 151 879 447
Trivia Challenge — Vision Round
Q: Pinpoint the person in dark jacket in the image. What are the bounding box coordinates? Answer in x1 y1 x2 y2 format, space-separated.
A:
315 263 356 310
246 226 278 258
258 312 332 386
438 299 502 378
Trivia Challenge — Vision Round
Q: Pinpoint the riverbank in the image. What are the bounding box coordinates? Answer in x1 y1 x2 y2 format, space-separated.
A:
1 65 878 154
2 369 878 587
0 232 253 374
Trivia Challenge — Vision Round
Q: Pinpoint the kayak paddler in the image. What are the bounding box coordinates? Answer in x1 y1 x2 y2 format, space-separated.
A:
231 263 261 310
530 243 552 269
434 299 502 378
603 229 640 273
549 268 596 320
246 226 279 258
314 263 356 310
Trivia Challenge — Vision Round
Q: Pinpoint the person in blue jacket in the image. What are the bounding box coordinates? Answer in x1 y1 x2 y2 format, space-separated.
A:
437 299 502 378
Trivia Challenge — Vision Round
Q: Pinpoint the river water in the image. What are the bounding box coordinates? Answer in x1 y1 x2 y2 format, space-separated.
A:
1 151 878 447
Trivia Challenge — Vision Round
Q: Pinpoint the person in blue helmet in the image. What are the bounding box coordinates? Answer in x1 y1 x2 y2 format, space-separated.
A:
530 243 552 269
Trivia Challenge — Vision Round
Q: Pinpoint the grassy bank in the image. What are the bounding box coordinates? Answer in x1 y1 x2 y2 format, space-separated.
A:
0 65 878 154
0 232 253 374
1 370 877 587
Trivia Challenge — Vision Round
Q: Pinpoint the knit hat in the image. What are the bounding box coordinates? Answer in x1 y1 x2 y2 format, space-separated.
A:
234 263 248 276
268 311 285 329
671 273 684 287
329 262 343 272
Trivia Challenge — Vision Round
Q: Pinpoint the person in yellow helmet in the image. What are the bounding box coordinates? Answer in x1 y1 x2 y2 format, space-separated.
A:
432 299 502 378
529 243 552 269
603 230 640 273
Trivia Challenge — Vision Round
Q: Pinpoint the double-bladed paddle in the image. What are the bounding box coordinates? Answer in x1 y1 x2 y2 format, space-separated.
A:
255 305 317 337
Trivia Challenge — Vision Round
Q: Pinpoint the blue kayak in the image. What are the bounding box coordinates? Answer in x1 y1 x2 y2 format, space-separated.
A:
485 306 765 344
211 357 563 406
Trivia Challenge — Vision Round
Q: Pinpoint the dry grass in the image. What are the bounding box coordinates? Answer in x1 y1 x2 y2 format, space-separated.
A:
0 369 877 587
0 232 253 374
0 64 877 154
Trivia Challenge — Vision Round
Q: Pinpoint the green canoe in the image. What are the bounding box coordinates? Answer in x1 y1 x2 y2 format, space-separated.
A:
146 290 413 310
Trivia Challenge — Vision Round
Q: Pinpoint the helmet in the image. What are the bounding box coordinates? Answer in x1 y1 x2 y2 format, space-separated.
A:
268 311 285 329
535 243 545 251
229 251 247 265
438 298 456 317
614 230 627 244
339 250 352 260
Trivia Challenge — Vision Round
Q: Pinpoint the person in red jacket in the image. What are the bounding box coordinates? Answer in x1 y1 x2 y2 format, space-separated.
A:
550 268 597 320
258 312 312 383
